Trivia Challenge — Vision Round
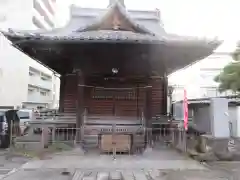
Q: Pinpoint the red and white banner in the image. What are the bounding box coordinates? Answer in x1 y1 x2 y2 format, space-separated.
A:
183 89 188 130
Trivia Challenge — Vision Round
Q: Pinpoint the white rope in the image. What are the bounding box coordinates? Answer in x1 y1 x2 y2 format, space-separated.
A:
78 84 152 89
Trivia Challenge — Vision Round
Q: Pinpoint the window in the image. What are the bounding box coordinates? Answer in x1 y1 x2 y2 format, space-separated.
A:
41 76 50 81
28 89 34 94
28 85 36 92
29 71 34 76
33 0 54 27
41 73 52 81
29 67 40 76
32 16 46 29
40 91 47 96
42 0 54 15
17 111 30 119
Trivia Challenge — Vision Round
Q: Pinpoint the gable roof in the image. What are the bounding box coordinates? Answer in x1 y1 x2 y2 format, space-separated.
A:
76 1 154 35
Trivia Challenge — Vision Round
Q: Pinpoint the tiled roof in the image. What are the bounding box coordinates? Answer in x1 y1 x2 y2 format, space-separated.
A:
3 30 160 43
2 29 219 45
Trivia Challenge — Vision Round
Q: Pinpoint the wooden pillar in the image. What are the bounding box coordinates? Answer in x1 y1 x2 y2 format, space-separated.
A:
145 85 152 146
59 75 66 112
136 84 139 118
76 70 84 144
163 75 168 115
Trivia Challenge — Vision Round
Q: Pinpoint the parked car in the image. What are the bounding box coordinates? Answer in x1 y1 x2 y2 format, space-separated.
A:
0 109 20 148
17 109 35 134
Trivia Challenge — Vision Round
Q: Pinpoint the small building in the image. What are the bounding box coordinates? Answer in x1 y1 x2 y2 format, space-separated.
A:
173 96 240 138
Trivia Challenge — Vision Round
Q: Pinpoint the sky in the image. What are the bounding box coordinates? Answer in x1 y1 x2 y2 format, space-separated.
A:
55 0 240 52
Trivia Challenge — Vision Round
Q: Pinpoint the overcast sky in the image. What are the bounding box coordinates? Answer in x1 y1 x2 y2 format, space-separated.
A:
55 0 240 52
55 0 240 40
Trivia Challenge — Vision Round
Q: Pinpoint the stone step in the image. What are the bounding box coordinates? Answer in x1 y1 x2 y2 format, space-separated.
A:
71 170 151 180
72 170 84 180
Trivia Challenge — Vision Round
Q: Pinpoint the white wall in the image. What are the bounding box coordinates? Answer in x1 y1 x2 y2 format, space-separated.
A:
229 106 240 138
0 34 60 108
0 34 29 107
229 106 238 137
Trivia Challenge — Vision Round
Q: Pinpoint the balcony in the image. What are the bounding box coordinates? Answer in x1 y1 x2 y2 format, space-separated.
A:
32 8 51 30
34 0 54 27
29 75 52 90
27 91 52 103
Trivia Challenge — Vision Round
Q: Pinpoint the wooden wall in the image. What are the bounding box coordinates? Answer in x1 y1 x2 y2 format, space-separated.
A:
60 75 166 118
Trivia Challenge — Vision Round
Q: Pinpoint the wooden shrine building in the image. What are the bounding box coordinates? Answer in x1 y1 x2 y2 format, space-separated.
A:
1 0 221 148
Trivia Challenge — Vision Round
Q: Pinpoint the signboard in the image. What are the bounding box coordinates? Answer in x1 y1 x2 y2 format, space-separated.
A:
183 89 188 130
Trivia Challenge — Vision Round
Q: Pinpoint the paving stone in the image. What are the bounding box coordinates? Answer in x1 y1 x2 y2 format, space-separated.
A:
110 171 122 180
3 169 71 180
96 172 109 180
121 171 134 180
83 177 96 180
133 171 148 180
147 170 160 179
72 170 84 180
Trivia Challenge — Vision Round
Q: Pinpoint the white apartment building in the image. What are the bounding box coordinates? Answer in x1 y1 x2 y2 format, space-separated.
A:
169 42 237 102
0 0 56 30
0 0 60 109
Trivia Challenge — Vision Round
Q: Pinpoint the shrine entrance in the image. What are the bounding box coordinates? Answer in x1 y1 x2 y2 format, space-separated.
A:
85 76 147 118
90 87 138 117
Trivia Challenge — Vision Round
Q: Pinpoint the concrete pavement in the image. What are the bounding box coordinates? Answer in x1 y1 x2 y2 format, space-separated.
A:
0 150 31 179
20 148 206 170
0 146 235 180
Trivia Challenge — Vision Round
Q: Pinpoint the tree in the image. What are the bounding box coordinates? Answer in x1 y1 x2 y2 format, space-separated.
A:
214 47 240 93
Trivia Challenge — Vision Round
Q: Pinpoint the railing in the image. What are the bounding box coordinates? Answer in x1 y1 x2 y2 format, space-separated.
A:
11 121 191 155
